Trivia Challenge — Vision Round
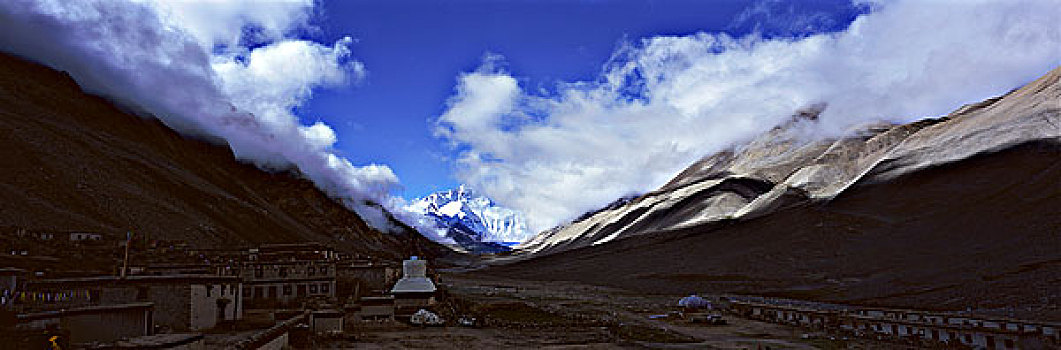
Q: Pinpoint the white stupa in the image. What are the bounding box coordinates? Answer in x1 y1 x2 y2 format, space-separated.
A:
390 256 436 294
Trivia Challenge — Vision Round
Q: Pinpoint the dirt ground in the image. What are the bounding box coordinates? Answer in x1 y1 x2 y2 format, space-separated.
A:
328 273 882 349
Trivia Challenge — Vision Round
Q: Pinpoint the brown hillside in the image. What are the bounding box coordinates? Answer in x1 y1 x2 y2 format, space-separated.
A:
0 52 439 259
486 140 1061 320
486 67 1061 321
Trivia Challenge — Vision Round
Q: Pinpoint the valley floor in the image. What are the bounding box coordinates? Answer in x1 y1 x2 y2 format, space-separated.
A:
332 273 887 349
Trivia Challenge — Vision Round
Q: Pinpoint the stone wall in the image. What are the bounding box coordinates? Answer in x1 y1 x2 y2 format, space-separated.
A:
17 303 152 345
61 307 149 343
146 284 192 332
337 265 398 297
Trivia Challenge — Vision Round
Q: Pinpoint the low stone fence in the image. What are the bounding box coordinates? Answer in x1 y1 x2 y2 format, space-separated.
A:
230 311 309 350
727 299 1059 349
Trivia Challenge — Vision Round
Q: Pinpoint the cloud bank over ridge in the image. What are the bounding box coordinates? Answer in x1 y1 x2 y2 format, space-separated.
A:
0 0 403 229
437 0 1061 232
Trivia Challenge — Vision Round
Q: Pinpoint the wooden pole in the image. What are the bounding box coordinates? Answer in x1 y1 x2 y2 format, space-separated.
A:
121 231 132 278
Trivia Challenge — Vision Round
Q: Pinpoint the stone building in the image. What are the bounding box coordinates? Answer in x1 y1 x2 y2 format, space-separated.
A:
123 243 341 309
69 232 102 241
133 264 214 276
353 296 395 321
240 243 337 308
310 309 344 334
20 275 242 331
729 300 1060 349
336 260 400 299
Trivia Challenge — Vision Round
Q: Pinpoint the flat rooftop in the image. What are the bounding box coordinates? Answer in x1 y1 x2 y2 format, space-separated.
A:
27 274 241 286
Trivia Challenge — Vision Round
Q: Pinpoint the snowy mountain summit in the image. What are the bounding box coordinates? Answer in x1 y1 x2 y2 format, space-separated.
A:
406 185 532 248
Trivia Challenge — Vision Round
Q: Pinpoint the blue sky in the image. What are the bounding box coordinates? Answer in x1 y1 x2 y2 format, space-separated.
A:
301 0 866 199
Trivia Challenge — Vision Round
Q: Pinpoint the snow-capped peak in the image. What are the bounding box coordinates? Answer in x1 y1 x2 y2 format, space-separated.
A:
406 185 532 245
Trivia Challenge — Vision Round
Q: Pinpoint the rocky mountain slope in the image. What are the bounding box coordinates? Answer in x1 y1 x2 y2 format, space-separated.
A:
489 66 1061 320
519 67 1060 257
406 185 530 252
0 52 442 260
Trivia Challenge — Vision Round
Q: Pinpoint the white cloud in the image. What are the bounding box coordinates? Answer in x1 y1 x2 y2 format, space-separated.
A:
437 0 1061 233
141 0 314 50
0 0 402 231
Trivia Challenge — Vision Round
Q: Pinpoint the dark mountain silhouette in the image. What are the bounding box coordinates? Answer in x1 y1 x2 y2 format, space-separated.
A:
0 52 443 261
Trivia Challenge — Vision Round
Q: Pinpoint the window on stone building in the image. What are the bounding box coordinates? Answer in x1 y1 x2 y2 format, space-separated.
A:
310 284 318 293
321 283 329 294
283 285 292 296
307 266 315 276
279 267 288 278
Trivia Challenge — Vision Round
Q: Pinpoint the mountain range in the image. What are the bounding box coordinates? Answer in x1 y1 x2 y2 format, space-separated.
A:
405 185 531 252
486 66 1061 320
